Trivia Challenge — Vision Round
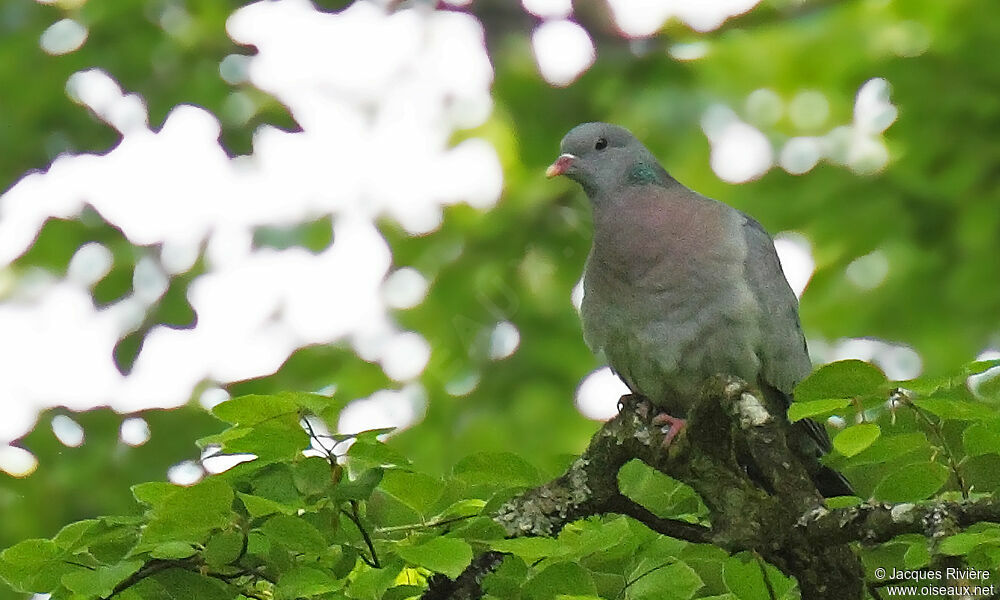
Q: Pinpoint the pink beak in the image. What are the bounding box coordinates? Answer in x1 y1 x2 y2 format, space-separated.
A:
545 154 577 178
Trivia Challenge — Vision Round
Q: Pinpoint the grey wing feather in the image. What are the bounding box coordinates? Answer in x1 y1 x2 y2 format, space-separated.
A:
741 213 846 471
739 213 813 396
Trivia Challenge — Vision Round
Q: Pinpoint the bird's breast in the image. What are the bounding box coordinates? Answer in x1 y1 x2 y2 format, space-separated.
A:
588 196 742 292
580 195 762 403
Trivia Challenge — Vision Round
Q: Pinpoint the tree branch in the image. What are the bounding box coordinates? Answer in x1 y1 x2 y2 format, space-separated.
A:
424 377 867 599
422 375 1000 599
799 497 1000 547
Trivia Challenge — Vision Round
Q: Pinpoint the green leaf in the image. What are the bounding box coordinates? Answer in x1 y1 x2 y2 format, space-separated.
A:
334 468 384 501
210 420 309 461
453 452 540 488
787 398 851 422
378 470 444 517
963 423 1000 456
396 537 473 579
250 463 301 504
833 423 881 457
259 514 328 554
348 438 412 470
823 496 862 509
618 459 704 520
86 523 141 565
148 541 198 559
628 560 702 600
489 538 561 563
522 562 597 600
212 394 299 425
795 360 888 401
483 555 529 597
848 433 929 466
150 567 233 600
974 369 1000 402
203 530 245 568
873 462 949 502
938 531 1000 556
132 482 179 507
293 455 336 495
903 540 931 568
0 538 66 593
139 478 235 547
447 516 507 542
347 561 403 600
629 536 687 574
435 498 486 521
913 398 999 421
237 492 296 518
896 375 954 395
967 360 1000 376
719 552 795 600
277 390 349 419
354 427 398 440
52 519 100 551
384 585 426 600
277 566 344 599
723 556 769 600
61 559 143 598
555 517 630 560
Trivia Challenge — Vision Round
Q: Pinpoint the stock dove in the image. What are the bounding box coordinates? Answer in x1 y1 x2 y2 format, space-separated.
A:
547 122 851 497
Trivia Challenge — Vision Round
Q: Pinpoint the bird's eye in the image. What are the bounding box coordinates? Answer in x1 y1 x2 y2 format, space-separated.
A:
595 137 608 151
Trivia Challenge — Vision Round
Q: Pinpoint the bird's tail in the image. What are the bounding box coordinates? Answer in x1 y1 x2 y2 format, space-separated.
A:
762 383 855 498
792 418 855 498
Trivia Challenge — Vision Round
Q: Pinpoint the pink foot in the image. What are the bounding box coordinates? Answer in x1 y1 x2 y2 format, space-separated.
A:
651 413 687 447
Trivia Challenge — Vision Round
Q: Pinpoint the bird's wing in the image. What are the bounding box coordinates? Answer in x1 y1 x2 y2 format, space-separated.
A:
739 213 843 464
739 213 813 396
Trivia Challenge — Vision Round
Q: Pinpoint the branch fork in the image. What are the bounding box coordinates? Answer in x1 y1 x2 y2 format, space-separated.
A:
425 377 1000 599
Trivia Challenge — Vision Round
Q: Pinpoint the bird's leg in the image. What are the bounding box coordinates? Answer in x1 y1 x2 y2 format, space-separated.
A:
619 395 685 446
651 413 687 447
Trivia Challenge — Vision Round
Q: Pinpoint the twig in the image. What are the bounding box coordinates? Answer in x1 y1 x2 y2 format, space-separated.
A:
604 494 712 543
798 497 1000 546
101 559 187 599
376 514 476 535
903 397 970 499
301 416 337 465
342 501 380 568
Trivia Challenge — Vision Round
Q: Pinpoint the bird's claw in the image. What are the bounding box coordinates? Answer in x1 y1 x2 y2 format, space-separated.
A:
651 413 687 447
618 396 685 447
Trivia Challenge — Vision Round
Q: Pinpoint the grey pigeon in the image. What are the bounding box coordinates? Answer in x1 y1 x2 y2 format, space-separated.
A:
547 122 851 498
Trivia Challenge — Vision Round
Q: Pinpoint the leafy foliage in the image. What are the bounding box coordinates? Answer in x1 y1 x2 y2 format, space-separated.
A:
4 396 730 599
3 0 1000 598
795 359 1000 502
2 357 1000 598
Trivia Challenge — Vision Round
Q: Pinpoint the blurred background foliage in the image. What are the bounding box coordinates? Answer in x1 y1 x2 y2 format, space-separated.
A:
1 0 999 597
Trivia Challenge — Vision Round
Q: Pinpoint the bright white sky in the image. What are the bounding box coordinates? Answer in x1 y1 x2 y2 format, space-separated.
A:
0 0 922 478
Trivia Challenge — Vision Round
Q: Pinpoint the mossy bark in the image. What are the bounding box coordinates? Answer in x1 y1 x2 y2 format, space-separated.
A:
430 377 870 599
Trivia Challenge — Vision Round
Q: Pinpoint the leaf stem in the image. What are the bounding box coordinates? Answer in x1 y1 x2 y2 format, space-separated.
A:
375 514 476 535
902 393 969 500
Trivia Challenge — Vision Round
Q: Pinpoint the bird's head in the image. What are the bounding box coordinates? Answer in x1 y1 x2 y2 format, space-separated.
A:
546 122 667 198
